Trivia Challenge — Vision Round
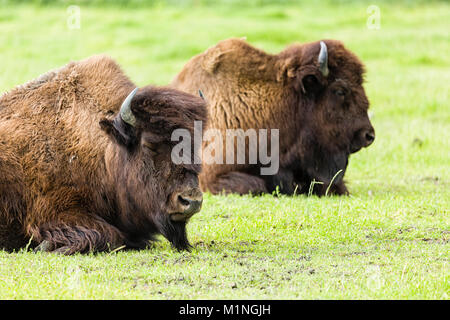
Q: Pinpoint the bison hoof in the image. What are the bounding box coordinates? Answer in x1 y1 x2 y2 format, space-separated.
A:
34 240 53 252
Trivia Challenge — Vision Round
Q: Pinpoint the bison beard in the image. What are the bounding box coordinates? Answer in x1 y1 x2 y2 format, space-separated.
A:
0 55 206 254
264 148 349 196
155 215 190 251
295 149 349 196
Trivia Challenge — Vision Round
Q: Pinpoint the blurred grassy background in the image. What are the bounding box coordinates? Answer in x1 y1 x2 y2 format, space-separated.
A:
0 0 448 299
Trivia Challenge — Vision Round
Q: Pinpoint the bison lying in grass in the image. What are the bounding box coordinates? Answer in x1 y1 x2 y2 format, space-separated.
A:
171 38 375 196
0 55 206 254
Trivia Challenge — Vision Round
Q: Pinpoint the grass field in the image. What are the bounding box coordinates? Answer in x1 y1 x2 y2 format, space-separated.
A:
0 0 448 299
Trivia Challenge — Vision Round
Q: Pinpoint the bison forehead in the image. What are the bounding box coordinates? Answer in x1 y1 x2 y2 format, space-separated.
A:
130 86 207 133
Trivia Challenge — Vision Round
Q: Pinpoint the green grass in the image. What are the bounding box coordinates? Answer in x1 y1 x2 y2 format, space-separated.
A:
0 0 449 299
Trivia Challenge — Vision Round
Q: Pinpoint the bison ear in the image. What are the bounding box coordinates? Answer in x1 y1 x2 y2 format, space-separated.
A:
99 117 137 148
301 73 322 96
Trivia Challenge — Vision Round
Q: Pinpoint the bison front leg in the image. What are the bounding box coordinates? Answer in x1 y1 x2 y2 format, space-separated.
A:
202 171 268 195
29 211 125 255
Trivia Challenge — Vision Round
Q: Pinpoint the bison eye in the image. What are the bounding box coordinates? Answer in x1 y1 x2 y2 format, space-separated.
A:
335 89 346 97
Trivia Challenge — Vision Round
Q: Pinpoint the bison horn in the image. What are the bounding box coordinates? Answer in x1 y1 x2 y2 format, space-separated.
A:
318 41 329 77
119 87 138 127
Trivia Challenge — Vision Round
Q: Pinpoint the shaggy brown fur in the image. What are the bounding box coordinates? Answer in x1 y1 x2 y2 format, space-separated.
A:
0 55 207 254
171 38 375 195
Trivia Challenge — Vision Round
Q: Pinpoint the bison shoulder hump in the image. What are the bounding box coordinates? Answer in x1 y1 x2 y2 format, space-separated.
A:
200 38 249 74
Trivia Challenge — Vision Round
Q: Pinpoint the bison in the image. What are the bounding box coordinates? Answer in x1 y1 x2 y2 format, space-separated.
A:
0 55 207 254
171 38 375 196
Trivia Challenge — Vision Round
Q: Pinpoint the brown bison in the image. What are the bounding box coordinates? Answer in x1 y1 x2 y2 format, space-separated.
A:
171 38 375 196
0 55 207 254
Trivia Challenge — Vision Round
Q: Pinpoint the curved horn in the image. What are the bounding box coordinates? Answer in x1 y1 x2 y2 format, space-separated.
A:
318 41 329 77
119 87 138 127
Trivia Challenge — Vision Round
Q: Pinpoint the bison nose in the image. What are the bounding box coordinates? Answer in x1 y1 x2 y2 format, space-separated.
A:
178 195 203 215
351 127 375 153
363 129 375 147
170 189 203 221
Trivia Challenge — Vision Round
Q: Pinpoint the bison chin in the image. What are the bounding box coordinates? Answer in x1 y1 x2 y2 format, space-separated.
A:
154 213 191 251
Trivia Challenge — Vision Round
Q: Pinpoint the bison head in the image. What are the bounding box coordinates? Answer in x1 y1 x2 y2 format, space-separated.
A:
279 40 375 195
100 86 207 250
